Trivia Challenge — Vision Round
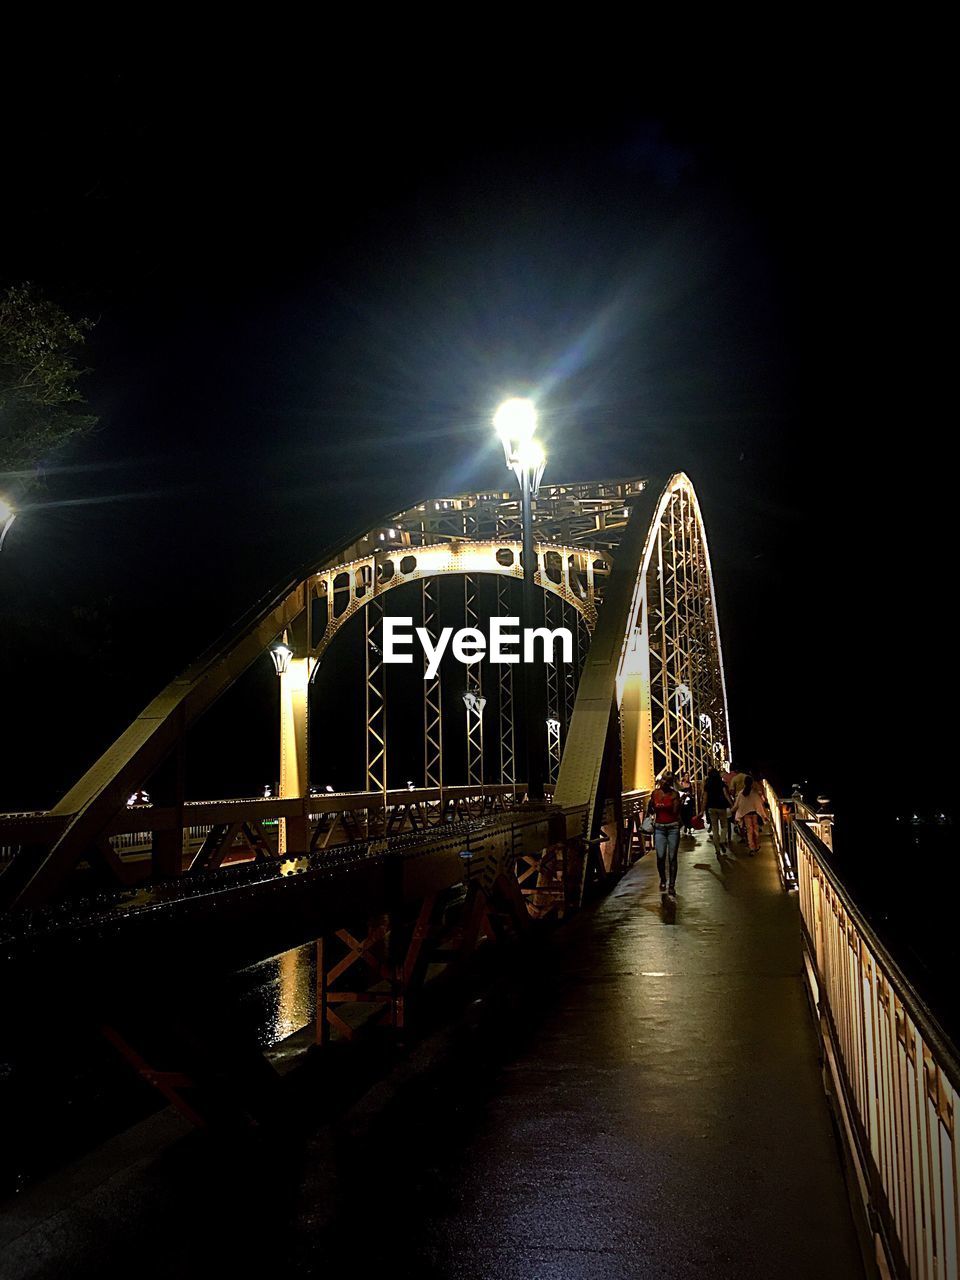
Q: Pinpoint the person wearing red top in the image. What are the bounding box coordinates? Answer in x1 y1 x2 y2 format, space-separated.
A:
646 771 683 895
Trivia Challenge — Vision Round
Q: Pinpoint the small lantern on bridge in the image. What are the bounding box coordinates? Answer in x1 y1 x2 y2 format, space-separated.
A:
270 633 293 676
0 495 16 553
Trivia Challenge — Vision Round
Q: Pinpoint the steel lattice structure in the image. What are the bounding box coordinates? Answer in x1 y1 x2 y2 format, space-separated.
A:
641 477 731 786
0 472 730 910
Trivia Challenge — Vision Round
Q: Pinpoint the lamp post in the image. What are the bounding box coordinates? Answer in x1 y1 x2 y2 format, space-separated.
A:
0 497 16 553
494 397 546 801
270 631 310 853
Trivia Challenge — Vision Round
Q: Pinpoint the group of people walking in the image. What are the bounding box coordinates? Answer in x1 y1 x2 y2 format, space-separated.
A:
645 764 770 896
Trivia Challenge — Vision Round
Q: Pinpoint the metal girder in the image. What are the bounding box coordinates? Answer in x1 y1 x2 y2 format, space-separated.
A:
496 577 516 793
544 589 563 785
644 479 731 784
422 578 443 793
554 473 731 853
463 574 484 787
306 538 598 672
365 596 387 833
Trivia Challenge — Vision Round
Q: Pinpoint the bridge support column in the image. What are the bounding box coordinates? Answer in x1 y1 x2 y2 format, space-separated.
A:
279 656 311 854
620 592 655 792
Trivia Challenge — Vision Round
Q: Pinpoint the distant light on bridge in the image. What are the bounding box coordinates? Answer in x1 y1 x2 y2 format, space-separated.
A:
0 495 16 552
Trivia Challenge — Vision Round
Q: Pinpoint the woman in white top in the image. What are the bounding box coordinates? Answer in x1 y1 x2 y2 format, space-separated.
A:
733 775 769 855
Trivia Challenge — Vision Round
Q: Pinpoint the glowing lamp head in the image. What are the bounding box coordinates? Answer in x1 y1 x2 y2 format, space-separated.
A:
270 636 294 676
0 496 16 552
515 437 545 472
492 396 546 495
494 397 537 447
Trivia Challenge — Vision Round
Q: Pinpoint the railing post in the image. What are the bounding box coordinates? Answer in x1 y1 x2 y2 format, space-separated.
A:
815 795 834 851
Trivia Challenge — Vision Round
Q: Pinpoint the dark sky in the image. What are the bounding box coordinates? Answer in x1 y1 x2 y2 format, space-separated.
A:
0 55 950 827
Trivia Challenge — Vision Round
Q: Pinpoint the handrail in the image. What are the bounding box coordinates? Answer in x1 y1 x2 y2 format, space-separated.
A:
775 783 960 1279
762 779 798 890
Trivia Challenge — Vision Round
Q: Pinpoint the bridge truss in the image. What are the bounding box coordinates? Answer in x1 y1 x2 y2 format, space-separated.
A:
0 470 732 1129
0 472 730 914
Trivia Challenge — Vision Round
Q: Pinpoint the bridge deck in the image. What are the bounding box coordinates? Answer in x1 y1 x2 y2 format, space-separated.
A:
316 829 865 1278
0 831 866 1279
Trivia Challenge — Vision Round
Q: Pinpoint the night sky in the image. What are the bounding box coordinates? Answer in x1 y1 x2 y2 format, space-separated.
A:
0 55 951 837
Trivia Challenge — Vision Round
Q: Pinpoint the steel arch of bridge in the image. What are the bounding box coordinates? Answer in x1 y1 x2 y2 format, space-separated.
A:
0 472 730 910
307 539 599 669
624 473 731 790
554 472 731 841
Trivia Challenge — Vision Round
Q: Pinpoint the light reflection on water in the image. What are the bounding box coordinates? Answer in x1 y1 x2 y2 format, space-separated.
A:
238 943 315 1047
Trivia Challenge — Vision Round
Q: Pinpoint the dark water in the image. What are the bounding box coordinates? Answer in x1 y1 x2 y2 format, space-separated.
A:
816 801 959 1042
0 944 317 1199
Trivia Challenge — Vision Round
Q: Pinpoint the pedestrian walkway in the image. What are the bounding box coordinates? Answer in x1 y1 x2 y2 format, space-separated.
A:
315 829 865 1279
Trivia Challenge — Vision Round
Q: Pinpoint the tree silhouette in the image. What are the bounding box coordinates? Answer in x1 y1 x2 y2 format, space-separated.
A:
0 282 98 477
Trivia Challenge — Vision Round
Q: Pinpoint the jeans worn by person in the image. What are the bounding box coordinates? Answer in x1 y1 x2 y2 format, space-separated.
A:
654 821 681 891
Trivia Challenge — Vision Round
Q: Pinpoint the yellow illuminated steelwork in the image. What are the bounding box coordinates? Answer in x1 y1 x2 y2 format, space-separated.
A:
278 654 314 853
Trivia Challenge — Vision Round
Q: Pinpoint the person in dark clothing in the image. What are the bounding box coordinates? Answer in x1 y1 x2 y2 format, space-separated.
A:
701 767 732 858
678 769 695 835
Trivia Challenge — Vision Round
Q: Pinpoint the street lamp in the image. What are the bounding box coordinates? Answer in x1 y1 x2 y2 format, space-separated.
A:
0 497 16 553
270 633 293 676
494 396 546 801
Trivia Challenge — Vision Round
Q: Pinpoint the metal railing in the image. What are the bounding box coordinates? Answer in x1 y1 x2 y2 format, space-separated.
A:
768 785 960 1279
762 779 798 890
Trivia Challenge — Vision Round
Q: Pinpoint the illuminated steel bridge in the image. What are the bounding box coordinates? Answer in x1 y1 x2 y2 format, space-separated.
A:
0 471 729 909
1 473 957 1280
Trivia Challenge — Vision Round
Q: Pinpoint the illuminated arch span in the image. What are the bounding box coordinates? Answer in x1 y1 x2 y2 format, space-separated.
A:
307 539 599 669
4 510 609 905
554 473 731 834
